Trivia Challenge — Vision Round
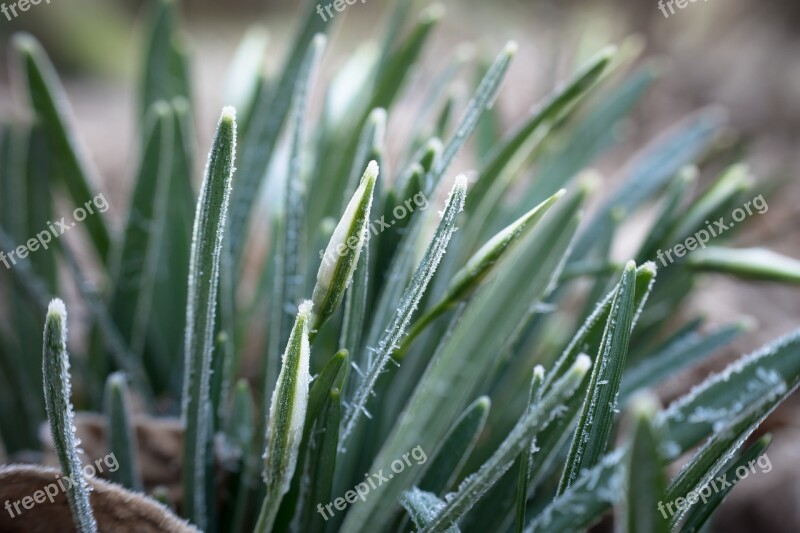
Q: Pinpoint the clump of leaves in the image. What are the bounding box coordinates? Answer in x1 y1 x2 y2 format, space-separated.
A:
1 0 799 532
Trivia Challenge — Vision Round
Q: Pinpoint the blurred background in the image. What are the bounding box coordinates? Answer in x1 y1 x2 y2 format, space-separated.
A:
1 0 799 530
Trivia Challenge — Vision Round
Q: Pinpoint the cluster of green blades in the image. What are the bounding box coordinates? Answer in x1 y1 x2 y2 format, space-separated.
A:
2 0 800 532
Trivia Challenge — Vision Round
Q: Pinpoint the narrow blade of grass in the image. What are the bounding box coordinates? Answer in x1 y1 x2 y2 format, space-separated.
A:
267 34 326 399
658 328 800 456
620 321 748 401
109 102 174 362
104 372 142 491
256 301 314 533
227 0 332 268
420 396 491 495
42 299 98 533
423 357 591 532
181 107 237 530
341 176 468 447
514 367 545 533
559 261 641 494
139 0 191 119
617 394 669 533
679 435 771 533
11 34 111 263
687 247 800 284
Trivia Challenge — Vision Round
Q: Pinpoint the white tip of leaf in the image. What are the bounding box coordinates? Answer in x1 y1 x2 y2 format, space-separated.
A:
221 105 237 122
298 299 314 318
641 260 657 273
574 354 592 374
47 298 67 319
366 159 380 180
454 174 468 193
504 41 519 56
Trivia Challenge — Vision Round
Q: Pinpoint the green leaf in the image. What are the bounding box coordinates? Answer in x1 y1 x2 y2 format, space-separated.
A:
636 166 697 264
343 182 581 533
267 34 327 397
515 66 654 214
139 0 191 119
109 102 174 360
428 42 516 194
11 34 111 263
527 448 625 532
559 261 642 493
661 164 753 249
311 161 378 332
369 5 443 113
544 263 656 392
401 487 459 533
665 383 788 527
181 107 237 530
679 435 771 533
149 97 196 392
227 0 332 268
225 379 255 455
571 108 724 260
687 247 800 284
42 299 98 533
621 321 748 401
104 372 142 491
423 357 591 532
530 329 800 532
515 367 545 533
618 394 669 533
419 396 491 495
658 328 800 456
298 386 343 533
398 189 564 359
341 176 468 445
467 45 614 212
274 350 348 530
256 300 314 533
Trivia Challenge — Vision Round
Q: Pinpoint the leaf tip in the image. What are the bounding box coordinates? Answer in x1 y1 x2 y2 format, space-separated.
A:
504 41 519 57
574 353 592 375
47 298 67 321
220 105 237 123
298 299 314 320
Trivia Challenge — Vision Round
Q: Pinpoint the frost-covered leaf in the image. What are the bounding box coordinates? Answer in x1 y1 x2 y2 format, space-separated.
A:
180 107 237 530
104 372 142 491
341 176 468 445
423 357 591 532
559 261 641 493
420 396 491 495
617 394 668 533
311 161 378 332
42 299 98 533
257 301 314 533
401 487 459 533
342 183 581 533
